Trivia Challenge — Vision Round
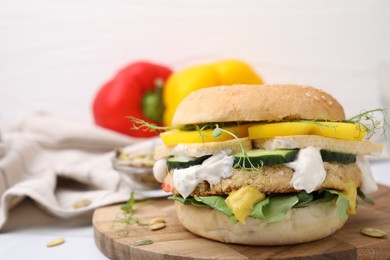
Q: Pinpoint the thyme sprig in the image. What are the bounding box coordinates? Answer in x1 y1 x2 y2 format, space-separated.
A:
111 192 149 236
347 108 389 139
297 116 340 135
298 115 339 127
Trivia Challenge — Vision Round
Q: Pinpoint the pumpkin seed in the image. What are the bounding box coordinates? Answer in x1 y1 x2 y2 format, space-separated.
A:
73 199 91 209
149 222 166 231
133 239 153 246
360 228 387 238
47 237 65 247
149 218 166 225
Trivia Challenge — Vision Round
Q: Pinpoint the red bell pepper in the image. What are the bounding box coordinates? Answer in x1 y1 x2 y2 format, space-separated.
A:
92 61 172 138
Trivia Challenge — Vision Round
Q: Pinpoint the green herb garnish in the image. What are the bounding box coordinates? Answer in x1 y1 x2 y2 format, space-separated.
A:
128 116 173 133
357 188 374 205
212 124 261 171
347 108 389 139
120 192 136 213
129 117 240 133
112 192 150 236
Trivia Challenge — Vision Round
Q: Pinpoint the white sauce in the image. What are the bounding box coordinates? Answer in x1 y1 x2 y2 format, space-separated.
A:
172 151 234 198
153 159 167 183
356 155 378 194
285 146 326 193
157 144 377 198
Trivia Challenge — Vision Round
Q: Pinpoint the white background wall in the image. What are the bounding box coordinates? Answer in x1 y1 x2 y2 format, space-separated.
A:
1 0 389 127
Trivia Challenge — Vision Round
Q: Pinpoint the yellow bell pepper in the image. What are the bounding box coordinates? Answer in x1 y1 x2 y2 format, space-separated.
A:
162 59 263 126
248 121 366 141
160 124 251 145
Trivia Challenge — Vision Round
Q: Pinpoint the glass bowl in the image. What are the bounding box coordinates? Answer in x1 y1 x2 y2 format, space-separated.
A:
112 149 161 190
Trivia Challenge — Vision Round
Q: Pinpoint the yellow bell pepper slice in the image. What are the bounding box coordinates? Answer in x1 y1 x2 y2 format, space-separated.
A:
248 121 366 141
162 59 263 126
160 124 250 145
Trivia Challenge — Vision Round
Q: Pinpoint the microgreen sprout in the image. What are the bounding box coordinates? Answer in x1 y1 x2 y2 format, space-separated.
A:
212 124 261 172
128 117 220 141
297 109 389 140
128 116 174 133
212 127 222 138
347 108 389 139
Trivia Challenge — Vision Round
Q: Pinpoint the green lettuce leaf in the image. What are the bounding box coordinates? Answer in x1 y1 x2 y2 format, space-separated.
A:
357 188 374 205
194 195 238 223
326 190 349 221
168 195 208 207
294 191 314 208
251 195 299 222
170 189 356 224
168 195 238 223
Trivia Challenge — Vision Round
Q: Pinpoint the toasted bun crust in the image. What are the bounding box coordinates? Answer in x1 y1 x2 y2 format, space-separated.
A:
172 84 345 125
175 200 346 245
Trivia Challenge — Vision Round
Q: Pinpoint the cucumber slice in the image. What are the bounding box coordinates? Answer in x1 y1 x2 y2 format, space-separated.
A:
320 150 356 164
233 149 298 168
233 149 356 169
167 155 211 171
168 149 356 171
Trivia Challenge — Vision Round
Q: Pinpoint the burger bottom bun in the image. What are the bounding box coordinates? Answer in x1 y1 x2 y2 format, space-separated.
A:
175 200 347 245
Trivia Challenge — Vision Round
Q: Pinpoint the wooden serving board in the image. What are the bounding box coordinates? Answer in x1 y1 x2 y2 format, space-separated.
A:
93 185 390 259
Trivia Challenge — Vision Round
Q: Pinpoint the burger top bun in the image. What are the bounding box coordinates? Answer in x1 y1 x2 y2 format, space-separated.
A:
172 84 346 126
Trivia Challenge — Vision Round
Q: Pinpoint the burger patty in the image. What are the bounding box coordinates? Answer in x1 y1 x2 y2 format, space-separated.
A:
164 162 361 196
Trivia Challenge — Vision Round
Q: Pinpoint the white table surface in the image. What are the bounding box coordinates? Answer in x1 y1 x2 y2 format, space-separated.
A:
0 161 389 260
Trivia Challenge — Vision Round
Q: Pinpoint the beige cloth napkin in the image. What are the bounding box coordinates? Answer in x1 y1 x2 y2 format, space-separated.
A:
0 112 161 230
